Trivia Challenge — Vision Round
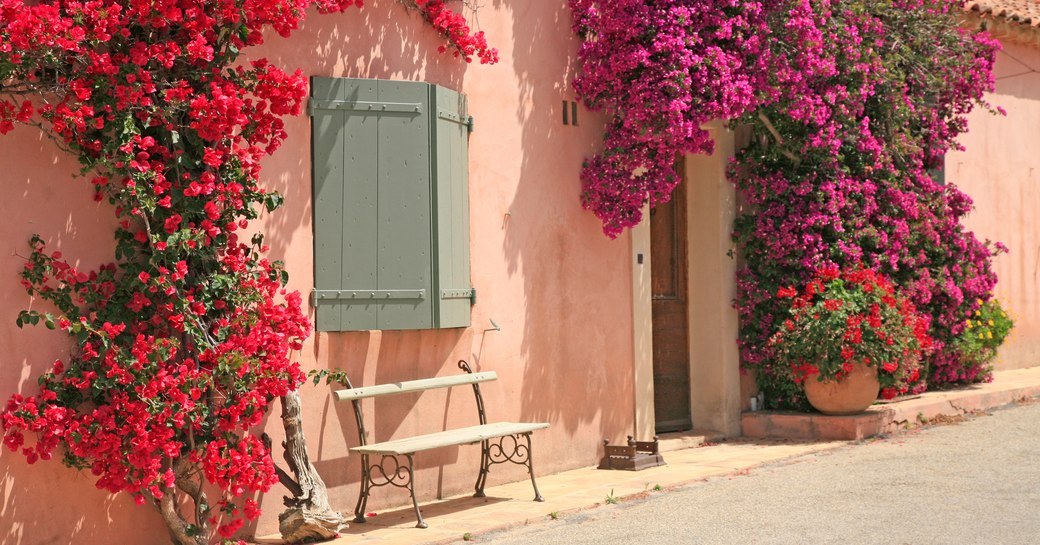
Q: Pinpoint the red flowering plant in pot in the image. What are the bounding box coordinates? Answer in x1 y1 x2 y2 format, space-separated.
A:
770 266 933 414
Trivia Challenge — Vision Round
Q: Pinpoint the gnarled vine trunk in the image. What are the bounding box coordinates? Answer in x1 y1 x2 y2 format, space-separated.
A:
277 391 348 542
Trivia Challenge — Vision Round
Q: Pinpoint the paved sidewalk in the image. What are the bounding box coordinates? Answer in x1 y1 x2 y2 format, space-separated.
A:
254 366 1040 545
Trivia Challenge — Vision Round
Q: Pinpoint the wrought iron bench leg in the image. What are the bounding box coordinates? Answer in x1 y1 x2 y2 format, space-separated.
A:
523 433 545 502
354 453 427 528
404 454 427 528
474 439 491 498
353 453 371 523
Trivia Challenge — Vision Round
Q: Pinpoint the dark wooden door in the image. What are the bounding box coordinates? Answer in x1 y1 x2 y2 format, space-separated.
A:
651 166 692 433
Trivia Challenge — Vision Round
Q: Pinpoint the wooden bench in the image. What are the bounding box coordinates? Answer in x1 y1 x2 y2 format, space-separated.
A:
334 360 549 528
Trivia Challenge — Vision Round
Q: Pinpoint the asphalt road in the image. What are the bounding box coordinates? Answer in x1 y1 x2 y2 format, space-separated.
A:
471 401 1040 545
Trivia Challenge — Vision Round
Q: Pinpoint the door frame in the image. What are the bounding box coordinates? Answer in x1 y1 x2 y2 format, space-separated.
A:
630 121 743 439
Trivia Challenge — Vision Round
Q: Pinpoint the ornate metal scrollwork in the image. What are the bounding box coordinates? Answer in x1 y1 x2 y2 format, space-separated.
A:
367 455 414 489
475 432 543 502
486 434 532 466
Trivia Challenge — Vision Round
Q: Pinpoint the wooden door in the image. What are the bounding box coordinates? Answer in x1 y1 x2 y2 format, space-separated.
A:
651 165 692 433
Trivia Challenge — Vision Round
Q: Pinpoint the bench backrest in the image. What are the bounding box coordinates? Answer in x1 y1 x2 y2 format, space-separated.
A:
333 361 497 448
333 371 498 402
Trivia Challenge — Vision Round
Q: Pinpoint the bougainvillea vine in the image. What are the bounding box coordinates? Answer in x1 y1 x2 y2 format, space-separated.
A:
569 0 779 237
731 0 1002 407
0 1 494 544
570 0 1002 408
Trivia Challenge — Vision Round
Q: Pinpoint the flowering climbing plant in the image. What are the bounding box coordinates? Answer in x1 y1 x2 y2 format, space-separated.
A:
730 0 1003 407
569 0 778 238
770 267 932 400
0 1 494 544
570 0 1003 409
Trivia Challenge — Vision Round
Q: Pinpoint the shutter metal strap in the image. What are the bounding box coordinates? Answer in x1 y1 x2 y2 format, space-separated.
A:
309 100 423 116
441 288 477 305
313 289 426 304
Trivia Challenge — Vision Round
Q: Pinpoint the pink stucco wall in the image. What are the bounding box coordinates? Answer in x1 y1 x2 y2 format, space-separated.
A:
947 38 1040 372
0 2 636 542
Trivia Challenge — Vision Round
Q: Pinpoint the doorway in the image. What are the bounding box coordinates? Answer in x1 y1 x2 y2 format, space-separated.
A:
650 160 692 433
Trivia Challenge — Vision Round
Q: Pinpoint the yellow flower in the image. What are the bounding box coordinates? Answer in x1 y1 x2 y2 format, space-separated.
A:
966 321 973 329
975 310 981 316
988 319 995 326
987 331 994 339
978 333 985 340
977 298 984 305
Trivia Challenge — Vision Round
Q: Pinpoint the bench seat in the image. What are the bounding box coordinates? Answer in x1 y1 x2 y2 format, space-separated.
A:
352 422 549 456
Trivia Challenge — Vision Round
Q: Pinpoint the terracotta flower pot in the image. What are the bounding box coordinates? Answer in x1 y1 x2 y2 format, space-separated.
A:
803 361 880 415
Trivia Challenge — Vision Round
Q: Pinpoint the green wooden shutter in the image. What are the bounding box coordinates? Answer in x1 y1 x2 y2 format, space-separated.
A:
431 85 473 328
311 77 471 331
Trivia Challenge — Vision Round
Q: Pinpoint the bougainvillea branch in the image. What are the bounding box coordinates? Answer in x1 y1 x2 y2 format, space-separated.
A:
0 1 495 544
400 0 499 64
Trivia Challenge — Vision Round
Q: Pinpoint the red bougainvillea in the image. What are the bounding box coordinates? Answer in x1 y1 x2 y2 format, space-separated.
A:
0 1 494 543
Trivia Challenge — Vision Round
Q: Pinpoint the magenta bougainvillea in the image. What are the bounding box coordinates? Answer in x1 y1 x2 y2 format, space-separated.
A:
570 0 1003 408
0 1 493 543
731 0 1003 407
568 0 778 237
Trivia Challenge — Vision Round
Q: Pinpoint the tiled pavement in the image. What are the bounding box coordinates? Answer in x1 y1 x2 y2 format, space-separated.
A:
254 366 1040 545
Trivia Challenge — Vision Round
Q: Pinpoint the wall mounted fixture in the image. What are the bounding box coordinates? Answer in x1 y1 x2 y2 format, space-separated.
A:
562 100 579 126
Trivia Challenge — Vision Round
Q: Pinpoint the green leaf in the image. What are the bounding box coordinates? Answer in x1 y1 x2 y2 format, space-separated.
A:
264 192 284 212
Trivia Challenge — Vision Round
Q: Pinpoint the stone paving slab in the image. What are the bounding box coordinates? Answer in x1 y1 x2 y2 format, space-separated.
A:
253 366 1040 545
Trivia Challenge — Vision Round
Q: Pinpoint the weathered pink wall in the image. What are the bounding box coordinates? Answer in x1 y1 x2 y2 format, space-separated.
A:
947 38 1040 372
0 130 168 542
0 1 635 542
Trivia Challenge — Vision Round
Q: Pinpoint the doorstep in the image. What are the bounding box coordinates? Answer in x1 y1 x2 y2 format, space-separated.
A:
741 366 1040 441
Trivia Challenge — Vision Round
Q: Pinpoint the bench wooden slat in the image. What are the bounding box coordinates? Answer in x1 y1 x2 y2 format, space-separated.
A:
333 371 498 402
351 422 550 455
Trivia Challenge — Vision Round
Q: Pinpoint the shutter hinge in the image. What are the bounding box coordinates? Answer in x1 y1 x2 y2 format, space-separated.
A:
436 109 474 133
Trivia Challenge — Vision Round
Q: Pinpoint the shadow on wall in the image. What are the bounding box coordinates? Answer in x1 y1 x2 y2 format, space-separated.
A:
991 43 1040 102
492 1 635 441
301 328 475 516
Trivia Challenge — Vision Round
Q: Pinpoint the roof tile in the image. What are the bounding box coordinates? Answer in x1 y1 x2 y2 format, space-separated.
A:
965 0 1040 29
